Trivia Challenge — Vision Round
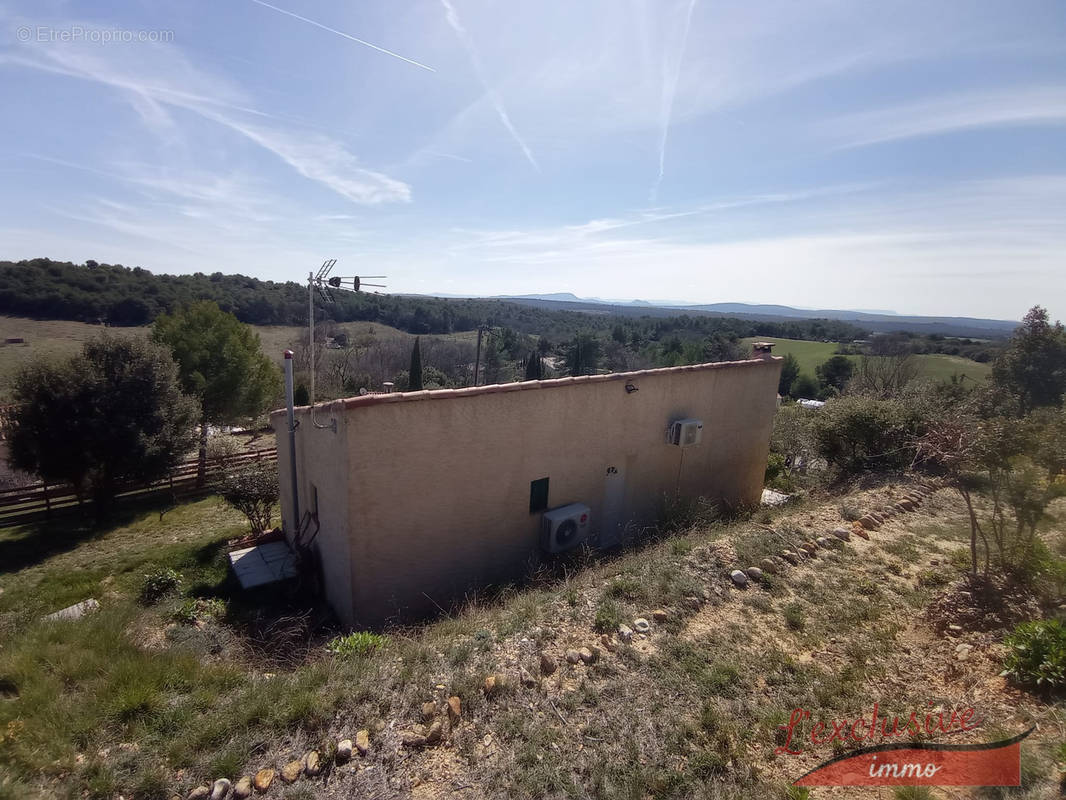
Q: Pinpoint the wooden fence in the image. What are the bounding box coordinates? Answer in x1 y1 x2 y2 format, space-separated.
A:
0 447 277 527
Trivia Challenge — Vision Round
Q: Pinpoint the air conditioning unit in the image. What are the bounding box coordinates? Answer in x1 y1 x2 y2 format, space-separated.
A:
541 503 591 553
667 418 704 448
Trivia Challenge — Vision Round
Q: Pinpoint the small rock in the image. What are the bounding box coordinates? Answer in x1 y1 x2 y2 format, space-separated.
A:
859 515 881 530
600 633 617 651
424 720 444 745
483 674 497 693
781 551 800 566
617 624 633 642
280 760 303 783
816 536 832 548
188 787 210 800
520 667 537 687
745 567 763 581
210 778 232 800
652 609 668 623
954 643 972 653
852 527 869 540
354 729 370 755
253 769 275 793
832 527 851 541
730 570 749 588
447 695 462 722
565 649 581 665
401 730 427 748
899 499 916 511
947 624 963 634
930 559 940 566
683 595 702 609
633 618 651 633
421 701 437 721
233 777 252 799
336 740 353 763
304 750 321 776
759 558 778 574
579 646 599 664
540 652 557 675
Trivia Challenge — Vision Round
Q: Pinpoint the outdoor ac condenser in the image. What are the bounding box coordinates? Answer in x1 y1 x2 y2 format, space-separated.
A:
541 503 591 553
667 418 704 448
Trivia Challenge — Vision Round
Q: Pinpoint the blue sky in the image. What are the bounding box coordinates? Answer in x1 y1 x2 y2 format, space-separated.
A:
1 0 1063 319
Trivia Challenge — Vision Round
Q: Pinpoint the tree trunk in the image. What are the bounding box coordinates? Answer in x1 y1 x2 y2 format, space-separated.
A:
197 417 208 488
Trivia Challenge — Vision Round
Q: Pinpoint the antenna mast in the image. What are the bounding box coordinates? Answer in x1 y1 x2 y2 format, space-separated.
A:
306 259 386 431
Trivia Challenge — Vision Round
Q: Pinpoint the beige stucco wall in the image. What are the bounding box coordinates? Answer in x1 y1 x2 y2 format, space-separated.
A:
272 356 781 628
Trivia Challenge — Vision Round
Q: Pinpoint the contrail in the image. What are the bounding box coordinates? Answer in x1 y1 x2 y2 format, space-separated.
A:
247 0 436 73
439 0 540 171
651 0 697 202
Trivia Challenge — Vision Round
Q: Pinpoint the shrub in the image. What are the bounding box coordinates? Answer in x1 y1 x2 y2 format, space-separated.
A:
174 597 226 624
1002 619 1066 689
140 567 181 604
593 599 624 633
219 460 279 532
813 394 932 475
783 602 805 631
327 631 386 657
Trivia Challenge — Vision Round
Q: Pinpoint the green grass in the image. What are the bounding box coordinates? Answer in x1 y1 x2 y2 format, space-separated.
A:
741 336 992 386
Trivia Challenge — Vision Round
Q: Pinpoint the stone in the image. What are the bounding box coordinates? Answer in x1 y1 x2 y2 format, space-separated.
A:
188 787 210 800
447 695 462 722
633 618 651 633
354 729 370 755
947 624 963 634
858 515 881 530
210 778 232 800
233 777 252 799
899 499 916 511
579 646 599 664
483 674 497 693
832 527 851 542
652 609 668 623
730 570 749 587
304 750 321 776
280 760 303 783
401 730 427 748
520 668 537 687
852 527 869 540
42 598 100 623
617 624 633 642
565 649 581 665
253 769 275 793
745 567 763 581
424 719 444 745
781 551 800 566
421 701 437 720
816 536 832 548
759 558 778 574
336 740 353 763
540 652 557 675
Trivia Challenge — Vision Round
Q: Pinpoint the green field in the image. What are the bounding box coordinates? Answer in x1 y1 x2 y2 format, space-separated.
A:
742 336 992 384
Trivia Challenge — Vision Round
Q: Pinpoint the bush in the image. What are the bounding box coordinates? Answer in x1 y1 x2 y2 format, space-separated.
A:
140 568 182 604
813 394 932 475
219 461 279 532
593 599 624 633
174 597 226 624
327 631 386 657
1002 619 1066 689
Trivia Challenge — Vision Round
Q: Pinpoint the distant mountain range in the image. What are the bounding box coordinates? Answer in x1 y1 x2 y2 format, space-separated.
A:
429 293 1019 339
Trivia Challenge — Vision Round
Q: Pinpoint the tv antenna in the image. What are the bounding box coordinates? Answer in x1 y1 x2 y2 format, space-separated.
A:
306 259 386 430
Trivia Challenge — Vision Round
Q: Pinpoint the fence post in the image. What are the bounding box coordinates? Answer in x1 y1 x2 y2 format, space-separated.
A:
42 482 51 517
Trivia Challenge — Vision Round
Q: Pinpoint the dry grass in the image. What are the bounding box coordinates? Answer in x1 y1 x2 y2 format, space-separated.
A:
1 488 1064 799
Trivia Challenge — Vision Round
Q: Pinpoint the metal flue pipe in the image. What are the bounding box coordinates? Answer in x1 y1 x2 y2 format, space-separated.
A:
283 350 301 536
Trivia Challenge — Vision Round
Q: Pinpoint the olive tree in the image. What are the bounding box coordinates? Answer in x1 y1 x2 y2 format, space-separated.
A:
7 335 199 522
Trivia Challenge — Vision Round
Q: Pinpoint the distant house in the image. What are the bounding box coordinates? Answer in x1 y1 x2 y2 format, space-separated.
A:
273 348 782 628
797 398 825 409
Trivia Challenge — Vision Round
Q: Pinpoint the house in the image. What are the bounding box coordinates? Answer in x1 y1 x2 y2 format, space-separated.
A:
272 347 782 628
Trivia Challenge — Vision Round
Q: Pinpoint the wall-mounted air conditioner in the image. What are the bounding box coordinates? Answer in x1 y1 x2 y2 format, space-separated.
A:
541 503 591 553
667 418 704 448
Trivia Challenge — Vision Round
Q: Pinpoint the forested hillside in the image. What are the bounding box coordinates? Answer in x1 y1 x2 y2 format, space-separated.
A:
0 259 866 342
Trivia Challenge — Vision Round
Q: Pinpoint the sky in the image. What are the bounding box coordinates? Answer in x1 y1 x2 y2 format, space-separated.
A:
0 1 1064 320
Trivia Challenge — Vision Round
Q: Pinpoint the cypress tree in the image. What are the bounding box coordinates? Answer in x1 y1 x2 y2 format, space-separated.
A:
525 349 543 381
409 337 424 390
